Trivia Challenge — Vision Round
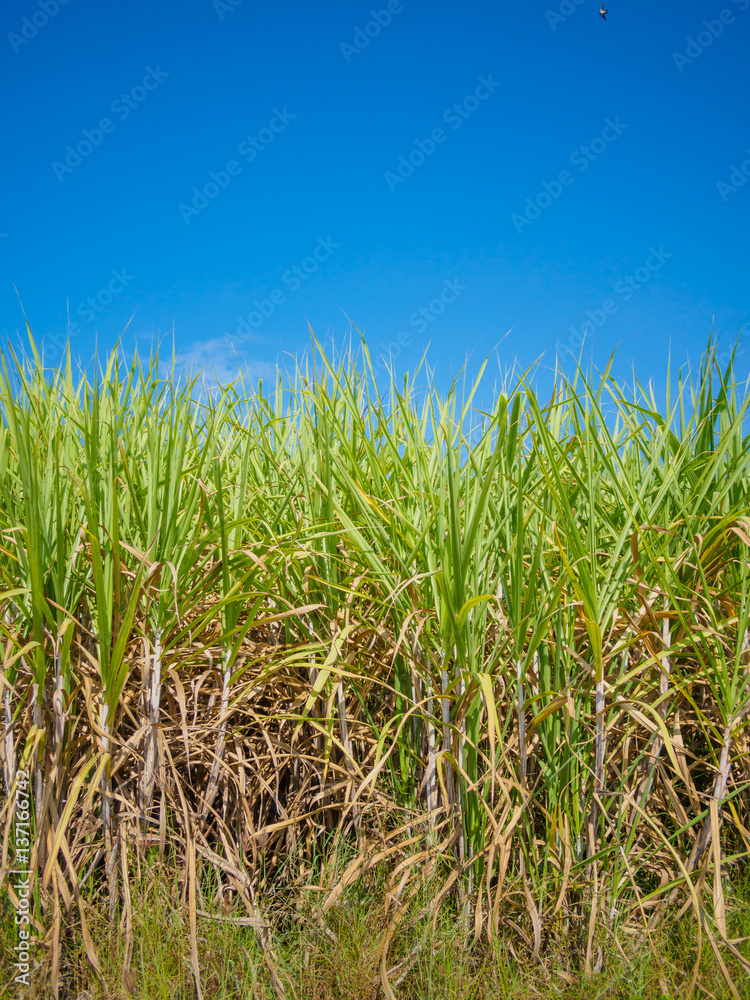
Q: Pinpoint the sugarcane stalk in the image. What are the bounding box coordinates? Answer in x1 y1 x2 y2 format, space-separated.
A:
456 647 466 864
411 630 437 833
687 632 750 874
32 680 44 822
517 660 526 789
139 628 163 826
336 679 359 828
2 687 14 798
441 655 454 811
203 646 231 817
2 603 16 797
100 699 116 905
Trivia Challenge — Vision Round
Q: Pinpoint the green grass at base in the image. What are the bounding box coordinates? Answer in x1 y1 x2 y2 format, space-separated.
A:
3 862 750 1000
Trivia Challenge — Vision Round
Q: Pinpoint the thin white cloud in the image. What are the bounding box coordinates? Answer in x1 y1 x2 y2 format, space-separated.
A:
161 336 275 396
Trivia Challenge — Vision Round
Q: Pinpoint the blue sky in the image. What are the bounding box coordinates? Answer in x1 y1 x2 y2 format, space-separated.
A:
1 0 748 393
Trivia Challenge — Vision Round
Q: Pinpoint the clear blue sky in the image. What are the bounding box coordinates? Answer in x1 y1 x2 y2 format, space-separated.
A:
1 0 748 393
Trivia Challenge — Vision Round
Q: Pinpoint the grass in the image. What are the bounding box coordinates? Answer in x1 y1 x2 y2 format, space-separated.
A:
5 855 750 998
0 330 749 998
